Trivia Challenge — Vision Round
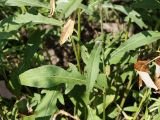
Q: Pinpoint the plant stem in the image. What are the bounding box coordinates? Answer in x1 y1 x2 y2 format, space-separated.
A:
100 5 103 35
120 79 132 108
116 77 133 120
125 18 131 41
133 89 149 120
103 88 106 120
71 38 81 72
100 2 106 120
77 8 81 72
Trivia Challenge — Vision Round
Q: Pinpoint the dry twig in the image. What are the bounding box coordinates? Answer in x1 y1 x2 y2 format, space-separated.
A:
52 110 80 120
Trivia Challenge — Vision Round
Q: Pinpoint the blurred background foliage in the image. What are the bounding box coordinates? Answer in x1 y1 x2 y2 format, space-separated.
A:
0 0 160 120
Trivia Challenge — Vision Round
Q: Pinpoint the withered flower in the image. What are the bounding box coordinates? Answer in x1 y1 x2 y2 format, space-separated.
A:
134 60 158 90
59 18 75 45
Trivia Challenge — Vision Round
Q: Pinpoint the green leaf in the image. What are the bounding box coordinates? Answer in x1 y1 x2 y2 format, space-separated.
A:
125 10 147 29
86 42 102 93
0 16 21 32
123 106 138 112
19 65 86 88
97 94 115 114
110 31 160 63
81 45 90 65
132 0 160 10
103 3 147 28
107 107 119 119
0 32 14 41
56 0 82 18
12 13 63 26
9 30 44 94
65 63 79 94
0 0 5 6
96 74 108 89
22 115 36 120
35 90 63 117
103 3 131 15
87 105 101 120
5 0 49 9
81 0 101 15
23 29 44 63
153 114 160 120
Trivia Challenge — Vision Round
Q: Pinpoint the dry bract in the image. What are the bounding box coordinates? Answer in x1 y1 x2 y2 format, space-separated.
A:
134 60 149 72
49 0 55 16
59 18 75 45
134 60 158 90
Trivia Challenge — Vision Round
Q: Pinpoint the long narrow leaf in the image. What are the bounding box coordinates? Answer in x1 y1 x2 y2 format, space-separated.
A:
5 0 49 9
86 42 102 93
56 0 82 18
110 31 160 63
103 3 147 28
35 90 63 117
13 13 63 26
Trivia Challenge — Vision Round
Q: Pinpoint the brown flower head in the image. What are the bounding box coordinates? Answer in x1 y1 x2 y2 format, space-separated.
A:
134 60 149 72
59 18 75 45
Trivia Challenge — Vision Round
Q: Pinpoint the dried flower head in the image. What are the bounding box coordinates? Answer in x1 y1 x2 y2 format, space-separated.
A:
134 60 158 90
134 60 149 72
59 18 75 45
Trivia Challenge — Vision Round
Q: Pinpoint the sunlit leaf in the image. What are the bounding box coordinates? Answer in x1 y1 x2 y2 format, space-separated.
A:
125 10 147 28
103 3 130 15
35 90 63 117
86 42 102 93
103 2 147 28
56 0 82 18
97 94 115 114
5 0 49 9
19 65 86 88
13 13 63 26
110 31 160 63
81 45 90 64
87 105 101 120
123 106 138 112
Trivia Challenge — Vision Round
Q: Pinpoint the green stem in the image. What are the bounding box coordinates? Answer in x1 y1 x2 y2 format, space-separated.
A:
133 89 149 120
100 5 103 34
103 88 106 120
71 38 81 73
125 18 131 41
77 8 81 72
120 79 132 108
116 78 133 120
100 2 106 120
20 6 27 14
